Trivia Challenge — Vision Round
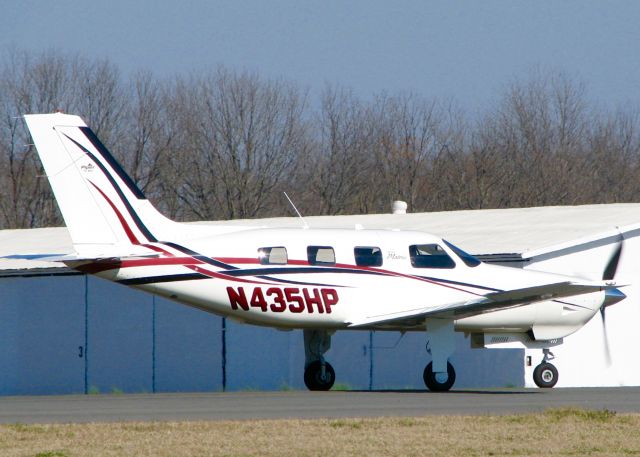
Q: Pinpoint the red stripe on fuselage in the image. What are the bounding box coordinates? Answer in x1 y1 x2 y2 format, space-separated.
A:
120 257 201 268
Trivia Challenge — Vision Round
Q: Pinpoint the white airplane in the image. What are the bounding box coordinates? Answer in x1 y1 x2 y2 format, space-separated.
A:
24 113 626 391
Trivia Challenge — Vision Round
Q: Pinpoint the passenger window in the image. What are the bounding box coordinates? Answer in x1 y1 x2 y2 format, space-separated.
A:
258 247 287 265
409 244 455 269
354 246 383 267
307 246 336 266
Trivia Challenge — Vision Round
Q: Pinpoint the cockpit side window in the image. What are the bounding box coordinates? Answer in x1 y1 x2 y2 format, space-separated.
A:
409 244 456 269
354 246 383 267
258 247 288 265
307 246 336 266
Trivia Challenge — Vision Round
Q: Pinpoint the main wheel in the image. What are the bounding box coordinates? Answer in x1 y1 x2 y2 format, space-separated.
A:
533 362 558 388
423 361 456 392
304 360 335 391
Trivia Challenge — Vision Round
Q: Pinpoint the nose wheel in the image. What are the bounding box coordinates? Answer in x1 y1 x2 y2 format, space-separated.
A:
533 349 558 388
533 363 558 388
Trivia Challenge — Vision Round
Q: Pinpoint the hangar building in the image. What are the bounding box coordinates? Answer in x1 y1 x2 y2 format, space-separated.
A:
1 203 638 395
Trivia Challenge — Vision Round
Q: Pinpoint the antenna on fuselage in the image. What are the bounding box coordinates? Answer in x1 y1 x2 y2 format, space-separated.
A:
283 192 309 229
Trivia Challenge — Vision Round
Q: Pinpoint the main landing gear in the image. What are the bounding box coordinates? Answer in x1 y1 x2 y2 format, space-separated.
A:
423 319 457 392
303 329 335 391
533 348 559 388
423 361 456 392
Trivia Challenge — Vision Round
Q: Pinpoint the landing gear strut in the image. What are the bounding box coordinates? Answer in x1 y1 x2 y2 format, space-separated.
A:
423 319 456 392
303 330 335 391
533 349 558 388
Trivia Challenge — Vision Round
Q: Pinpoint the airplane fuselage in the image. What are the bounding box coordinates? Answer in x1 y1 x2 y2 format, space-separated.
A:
85 227 603 340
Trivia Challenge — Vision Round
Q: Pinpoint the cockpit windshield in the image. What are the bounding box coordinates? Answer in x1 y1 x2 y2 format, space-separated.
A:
443 240 481 267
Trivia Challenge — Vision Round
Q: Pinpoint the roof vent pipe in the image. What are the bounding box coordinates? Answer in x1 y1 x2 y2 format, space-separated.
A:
392 200 407 215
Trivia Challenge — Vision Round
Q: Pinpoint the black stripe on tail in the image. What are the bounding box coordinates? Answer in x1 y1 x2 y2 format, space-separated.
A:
80 127 147 199
61 131 157 243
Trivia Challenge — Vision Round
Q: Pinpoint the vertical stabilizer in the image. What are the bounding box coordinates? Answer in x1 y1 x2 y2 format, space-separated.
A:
25 113 177 255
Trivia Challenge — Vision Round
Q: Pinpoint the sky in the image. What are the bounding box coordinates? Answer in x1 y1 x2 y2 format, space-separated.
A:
2 1 640 113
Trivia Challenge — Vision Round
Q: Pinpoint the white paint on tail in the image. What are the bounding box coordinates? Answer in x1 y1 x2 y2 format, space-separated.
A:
24 113 242 257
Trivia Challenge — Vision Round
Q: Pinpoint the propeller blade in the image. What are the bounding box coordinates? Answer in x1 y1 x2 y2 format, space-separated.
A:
599 234 623 367
600 306 612 367
602 237 623 281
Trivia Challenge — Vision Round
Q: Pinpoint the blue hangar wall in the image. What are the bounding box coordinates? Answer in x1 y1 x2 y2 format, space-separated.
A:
0 274 523 395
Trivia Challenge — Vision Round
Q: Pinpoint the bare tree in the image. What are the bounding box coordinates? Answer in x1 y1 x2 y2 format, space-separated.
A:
167 68 310 220
304 86 377 214
112 70 179 218
0 49 128 228
469 72 591 208
0 49 74 228
586 108 640 203
3 49 640 228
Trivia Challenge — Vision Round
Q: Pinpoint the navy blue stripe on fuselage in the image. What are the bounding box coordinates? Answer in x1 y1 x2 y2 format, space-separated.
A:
62 132 158 243
554 299 592 310
161 242 239 270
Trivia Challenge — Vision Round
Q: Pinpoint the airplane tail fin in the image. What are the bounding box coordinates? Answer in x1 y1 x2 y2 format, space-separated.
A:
25 113 179 256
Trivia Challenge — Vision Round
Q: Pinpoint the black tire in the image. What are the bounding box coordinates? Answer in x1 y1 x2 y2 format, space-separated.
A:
533 362 558 388
423 361 456 392
304 360 335 391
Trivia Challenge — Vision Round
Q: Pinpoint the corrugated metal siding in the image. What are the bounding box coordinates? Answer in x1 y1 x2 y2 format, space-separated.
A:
0 274 524 395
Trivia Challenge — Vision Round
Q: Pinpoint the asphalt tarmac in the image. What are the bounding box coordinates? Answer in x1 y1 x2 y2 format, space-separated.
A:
1 388 639 424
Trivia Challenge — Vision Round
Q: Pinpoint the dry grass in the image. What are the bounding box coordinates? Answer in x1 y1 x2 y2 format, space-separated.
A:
1 408 639 457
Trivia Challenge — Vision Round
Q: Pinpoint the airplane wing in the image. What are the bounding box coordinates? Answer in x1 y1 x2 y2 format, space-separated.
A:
347 281 614 329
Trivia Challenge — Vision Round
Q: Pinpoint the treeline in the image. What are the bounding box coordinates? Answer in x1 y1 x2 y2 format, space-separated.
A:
1 49 640 229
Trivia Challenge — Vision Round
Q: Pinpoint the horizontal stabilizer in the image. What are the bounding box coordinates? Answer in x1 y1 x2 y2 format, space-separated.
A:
41 252 160 263
2 250 159 264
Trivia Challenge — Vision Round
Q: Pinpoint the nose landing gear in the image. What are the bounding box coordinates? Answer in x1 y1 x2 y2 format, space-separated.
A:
533 349 558 388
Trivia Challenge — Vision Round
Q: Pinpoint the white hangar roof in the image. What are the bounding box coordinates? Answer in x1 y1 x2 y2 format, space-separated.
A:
1 203 640 273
